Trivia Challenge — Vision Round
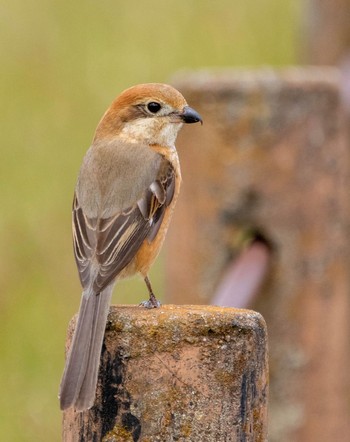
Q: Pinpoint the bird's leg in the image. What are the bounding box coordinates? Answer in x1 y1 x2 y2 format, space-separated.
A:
139 275 161 308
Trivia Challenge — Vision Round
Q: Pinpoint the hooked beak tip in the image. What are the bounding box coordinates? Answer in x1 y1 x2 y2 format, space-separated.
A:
181 106 203 125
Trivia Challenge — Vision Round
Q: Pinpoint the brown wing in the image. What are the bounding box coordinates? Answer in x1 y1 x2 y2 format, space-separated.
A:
72 161 176 294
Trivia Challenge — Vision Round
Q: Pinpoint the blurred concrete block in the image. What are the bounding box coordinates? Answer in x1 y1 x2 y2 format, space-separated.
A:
303 0 350 65
62 305 268 442
169 68 350 441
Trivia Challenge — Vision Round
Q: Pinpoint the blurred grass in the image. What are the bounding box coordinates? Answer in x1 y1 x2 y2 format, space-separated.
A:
0 0 300 439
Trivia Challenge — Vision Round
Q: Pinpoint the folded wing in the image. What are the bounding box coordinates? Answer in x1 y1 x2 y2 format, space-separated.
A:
72 160 176 293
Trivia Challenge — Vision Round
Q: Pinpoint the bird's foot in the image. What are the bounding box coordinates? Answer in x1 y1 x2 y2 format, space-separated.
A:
139 292 161 309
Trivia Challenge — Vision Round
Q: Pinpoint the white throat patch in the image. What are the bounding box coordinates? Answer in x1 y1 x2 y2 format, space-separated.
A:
119 118 183 147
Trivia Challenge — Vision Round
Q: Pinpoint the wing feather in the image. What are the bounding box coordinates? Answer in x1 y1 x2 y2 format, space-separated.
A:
72 159 176 293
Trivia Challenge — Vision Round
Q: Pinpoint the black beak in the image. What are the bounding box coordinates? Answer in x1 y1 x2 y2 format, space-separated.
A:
181 106 203 124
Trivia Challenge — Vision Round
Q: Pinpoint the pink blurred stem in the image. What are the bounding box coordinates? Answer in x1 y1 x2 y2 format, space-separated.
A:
212 241 271 309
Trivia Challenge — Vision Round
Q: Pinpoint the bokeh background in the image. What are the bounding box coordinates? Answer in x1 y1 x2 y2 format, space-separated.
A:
0 1 300 440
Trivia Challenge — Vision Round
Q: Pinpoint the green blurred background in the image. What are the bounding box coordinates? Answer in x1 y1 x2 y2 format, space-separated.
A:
0 0 300 439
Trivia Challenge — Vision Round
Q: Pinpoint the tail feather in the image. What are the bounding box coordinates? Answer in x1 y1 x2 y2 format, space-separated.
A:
59 285 113 411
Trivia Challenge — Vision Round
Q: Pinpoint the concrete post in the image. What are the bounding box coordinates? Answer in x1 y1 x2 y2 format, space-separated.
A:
62 305 268 442
303 0 350 65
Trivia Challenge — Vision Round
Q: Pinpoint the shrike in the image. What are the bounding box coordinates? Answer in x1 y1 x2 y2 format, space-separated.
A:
59 83 202 411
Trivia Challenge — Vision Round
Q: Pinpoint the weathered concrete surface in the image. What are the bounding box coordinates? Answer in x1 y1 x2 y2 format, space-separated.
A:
62 305 268 442
169 69 350 441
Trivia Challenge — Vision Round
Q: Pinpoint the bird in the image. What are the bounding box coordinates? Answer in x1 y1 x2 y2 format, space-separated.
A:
59 83 202 411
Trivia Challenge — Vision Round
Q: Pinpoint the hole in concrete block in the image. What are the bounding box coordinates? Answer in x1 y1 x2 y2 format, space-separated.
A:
212 231 272 308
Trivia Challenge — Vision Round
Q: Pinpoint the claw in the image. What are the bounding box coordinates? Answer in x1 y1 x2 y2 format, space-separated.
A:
139 298 161 309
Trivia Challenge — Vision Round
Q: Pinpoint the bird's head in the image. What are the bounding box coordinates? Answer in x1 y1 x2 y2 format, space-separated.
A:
93 83 202 147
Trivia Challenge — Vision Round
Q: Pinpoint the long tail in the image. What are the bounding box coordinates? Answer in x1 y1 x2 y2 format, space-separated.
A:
59 285 113 411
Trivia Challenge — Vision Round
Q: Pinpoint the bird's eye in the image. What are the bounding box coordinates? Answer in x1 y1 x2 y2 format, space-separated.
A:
147 102 161 113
